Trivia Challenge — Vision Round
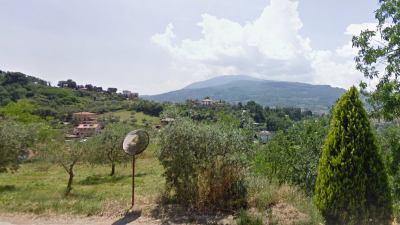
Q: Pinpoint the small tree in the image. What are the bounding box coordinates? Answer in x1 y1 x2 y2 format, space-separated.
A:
87 123 131 176
0 120 36 172
314 87 392 225
42 137 86 196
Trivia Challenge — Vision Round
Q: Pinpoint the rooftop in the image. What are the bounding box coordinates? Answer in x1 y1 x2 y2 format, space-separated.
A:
73 112 96 116
77 123 99 129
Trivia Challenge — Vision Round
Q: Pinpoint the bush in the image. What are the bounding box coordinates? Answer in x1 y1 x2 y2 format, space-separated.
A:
131 100 163 117
314 87 392 225
157 119 253 210
253 118 328 194
379 125 400 199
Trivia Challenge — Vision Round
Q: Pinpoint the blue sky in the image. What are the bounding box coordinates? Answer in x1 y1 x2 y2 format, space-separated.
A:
0 0 379 94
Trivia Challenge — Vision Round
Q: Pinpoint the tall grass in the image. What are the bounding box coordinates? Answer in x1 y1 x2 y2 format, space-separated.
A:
246 176 324 225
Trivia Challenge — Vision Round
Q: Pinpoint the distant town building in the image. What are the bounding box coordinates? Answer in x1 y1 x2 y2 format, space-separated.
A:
122 90 139 100
201 98 214 106
69 111 101 137
73 123 101 137
259 130 272 144
72 112 97 123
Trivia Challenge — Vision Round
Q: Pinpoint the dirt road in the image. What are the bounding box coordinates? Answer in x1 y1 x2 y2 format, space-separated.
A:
0 213 161 225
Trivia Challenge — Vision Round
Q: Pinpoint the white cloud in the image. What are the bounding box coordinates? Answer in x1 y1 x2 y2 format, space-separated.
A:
151 0 373 90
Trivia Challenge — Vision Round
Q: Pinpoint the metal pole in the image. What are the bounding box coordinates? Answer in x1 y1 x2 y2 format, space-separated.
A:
132 155 135 208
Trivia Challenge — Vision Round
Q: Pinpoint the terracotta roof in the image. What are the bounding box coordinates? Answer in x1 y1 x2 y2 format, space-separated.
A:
77 123 99 129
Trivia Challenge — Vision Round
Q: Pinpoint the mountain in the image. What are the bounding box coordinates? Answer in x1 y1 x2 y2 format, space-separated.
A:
144 75 346 112
184 75 261 89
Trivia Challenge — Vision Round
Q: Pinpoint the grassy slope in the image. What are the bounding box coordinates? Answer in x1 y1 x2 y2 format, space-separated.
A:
0 141 163 216
101 110 160 126
0 141 323 224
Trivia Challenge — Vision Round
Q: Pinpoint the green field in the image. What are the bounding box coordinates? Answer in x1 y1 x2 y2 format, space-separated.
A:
0 141 163 216
101 110 160 126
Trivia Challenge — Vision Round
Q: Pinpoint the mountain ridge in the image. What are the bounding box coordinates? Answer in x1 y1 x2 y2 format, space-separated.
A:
144 75 346 112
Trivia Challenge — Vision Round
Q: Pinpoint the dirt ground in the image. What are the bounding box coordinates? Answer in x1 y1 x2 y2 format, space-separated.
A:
0 207 236 225
0 212 160 225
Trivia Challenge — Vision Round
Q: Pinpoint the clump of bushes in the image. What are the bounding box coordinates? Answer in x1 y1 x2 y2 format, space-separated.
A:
314 87 392 225
157 118 253 210
252 118 328 194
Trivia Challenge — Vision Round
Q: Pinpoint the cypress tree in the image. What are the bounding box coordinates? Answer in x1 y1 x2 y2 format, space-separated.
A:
314 87 392 225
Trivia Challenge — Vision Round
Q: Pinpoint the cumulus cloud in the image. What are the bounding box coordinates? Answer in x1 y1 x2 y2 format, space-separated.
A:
151 0 372 89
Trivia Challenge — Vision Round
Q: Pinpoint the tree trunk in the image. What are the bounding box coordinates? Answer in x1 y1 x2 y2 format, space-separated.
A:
110 162 115 176
65 164 75 196
65 171 73 196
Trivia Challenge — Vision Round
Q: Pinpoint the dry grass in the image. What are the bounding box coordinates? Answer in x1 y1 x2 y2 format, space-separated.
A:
246 176 324 225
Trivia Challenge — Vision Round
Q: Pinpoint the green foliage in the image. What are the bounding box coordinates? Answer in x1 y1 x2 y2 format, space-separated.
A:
379 125 400 217
157 119 253 210
131 100 163 116
40 137 88 196
0 157 163 215
380 125 400 177
0 100 44 123
0 99 52 173
246 101 266 123
0 70 138 121
237 210 262 225
0 120 36 172
86 123 131 176
253 118 328 194
352 0 400 119
314 87 392 225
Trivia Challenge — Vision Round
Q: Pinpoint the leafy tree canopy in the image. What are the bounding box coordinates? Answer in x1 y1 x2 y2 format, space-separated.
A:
353 0 400 120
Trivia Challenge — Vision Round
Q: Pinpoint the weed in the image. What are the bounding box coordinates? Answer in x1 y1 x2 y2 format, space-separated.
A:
237 210 262 225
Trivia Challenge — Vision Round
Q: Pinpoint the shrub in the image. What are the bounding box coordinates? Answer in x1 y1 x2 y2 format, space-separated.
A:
379 125 400 199
253 118 328 194
157 119 253 210
314 87 392 225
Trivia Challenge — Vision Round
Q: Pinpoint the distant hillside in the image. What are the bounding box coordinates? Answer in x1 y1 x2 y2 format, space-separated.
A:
144 76 346 112
184 75 261 89
0 70 134 120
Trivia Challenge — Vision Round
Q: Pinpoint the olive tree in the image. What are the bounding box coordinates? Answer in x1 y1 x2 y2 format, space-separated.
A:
86 123 131 176
0 120 36 172
158 118 253 210
42 137 87 196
